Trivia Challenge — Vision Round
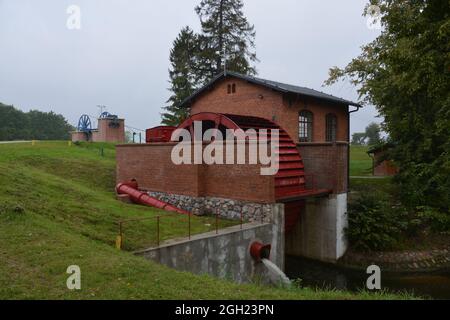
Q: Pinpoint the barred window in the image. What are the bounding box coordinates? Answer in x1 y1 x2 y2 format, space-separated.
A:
326 113 337 142
299 111 313 142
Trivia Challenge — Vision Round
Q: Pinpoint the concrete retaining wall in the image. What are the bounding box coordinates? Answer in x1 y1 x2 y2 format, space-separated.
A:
285 193 348 263
135 204 285 284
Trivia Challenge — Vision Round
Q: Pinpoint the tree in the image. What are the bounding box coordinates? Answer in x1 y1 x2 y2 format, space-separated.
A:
161 27 199 126
0 103 73 141
352 132 367 145
195 0 257 83
161 1 258 124
365 122 382 146
325 0 450 211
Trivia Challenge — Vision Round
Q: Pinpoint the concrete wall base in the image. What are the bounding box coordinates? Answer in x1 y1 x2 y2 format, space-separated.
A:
285 193 348 263
135 204 285 285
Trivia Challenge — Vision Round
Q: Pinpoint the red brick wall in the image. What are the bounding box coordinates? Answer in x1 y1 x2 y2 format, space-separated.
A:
373 151 398 176
116 143 275 203
190 78 349 144
298 142 349 193
71 131 88 142
117 143 200 197
93 119 125 143
287 97 349 143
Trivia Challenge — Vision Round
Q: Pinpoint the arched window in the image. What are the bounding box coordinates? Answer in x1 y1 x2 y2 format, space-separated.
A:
326 113 337 142
299 111 313 142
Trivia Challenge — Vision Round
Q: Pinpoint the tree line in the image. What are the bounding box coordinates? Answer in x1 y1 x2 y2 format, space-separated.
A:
0 102 74 141
351 122 383 146
326 0 450 214
161 0 257 126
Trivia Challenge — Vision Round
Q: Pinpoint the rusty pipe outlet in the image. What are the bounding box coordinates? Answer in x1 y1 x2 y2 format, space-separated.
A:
250 242 271 262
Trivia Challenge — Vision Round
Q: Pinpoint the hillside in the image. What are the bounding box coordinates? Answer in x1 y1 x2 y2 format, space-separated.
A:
0 141 408 299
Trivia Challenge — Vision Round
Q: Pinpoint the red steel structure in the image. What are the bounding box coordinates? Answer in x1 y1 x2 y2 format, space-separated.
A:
146 126 177 143
116 180 190 215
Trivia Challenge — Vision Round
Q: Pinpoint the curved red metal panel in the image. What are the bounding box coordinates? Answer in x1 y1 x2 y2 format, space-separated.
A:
176 112 310 232
177 112 241 132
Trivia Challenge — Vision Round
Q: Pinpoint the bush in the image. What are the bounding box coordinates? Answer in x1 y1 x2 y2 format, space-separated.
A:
346 193 408 251
416 206 450 234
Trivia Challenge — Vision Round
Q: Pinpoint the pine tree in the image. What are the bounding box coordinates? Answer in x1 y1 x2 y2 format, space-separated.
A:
195 0 257 82
161 27 199 126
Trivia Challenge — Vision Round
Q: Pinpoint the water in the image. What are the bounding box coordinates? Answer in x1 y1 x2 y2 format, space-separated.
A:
285 255 450 300
261 258 291 286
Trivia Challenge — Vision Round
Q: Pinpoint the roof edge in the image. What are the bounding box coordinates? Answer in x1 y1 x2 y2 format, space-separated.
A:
179 71 363 109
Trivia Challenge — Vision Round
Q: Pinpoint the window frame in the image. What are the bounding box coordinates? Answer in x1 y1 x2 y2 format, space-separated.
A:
325 113 338 142
299 110 313 143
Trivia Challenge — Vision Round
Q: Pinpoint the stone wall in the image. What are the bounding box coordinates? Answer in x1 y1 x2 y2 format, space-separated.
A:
148 191 273 223
135 204 285 284
340 246 450 272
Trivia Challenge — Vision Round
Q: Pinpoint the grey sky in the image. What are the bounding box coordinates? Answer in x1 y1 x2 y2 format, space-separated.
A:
0 0 382 134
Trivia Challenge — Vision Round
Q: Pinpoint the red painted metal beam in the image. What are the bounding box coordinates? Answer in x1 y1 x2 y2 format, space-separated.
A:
116 181 190 215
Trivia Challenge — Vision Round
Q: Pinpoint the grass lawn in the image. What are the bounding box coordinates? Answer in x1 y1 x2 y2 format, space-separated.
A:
0 141 409 299
349 145 373 177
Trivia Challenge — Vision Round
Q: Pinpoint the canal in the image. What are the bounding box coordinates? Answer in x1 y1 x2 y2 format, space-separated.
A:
285 255 450 299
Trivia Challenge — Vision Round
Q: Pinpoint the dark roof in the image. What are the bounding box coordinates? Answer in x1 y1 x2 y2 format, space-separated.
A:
179 71 363 109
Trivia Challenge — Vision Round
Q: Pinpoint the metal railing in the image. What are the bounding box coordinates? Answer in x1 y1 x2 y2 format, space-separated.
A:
115 208 258 250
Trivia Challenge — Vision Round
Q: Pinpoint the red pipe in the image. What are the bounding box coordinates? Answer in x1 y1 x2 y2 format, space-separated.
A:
116 181 190 215
250 242 271 262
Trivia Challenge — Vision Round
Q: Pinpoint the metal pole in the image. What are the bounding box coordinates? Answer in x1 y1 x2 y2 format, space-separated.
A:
240 208 243 230
216 210 219 235
156 216 160 247
188 214 191 240
117 221 123 250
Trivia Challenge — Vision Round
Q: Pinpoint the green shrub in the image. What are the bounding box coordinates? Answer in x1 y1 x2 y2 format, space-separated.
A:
416 206 450 233
346 193 408 251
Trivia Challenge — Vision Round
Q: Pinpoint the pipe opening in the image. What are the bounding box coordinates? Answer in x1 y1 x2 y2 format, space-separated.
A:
250 242 271 262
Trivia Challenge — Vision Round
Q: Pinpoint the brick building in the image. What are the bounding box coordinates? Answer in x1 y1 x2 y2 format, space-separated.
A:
368 145 399 177
116 71 362 263
72 115 125 143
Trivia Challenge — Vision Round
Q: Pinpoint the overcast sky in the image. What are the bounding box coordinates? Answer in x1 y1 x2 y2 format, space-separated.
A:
0 0 382 134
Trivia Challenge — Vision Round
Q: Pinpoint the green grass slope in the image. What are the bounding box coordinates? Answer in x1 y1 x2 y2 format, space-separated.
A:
349 145 373 177
0 141 409 299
